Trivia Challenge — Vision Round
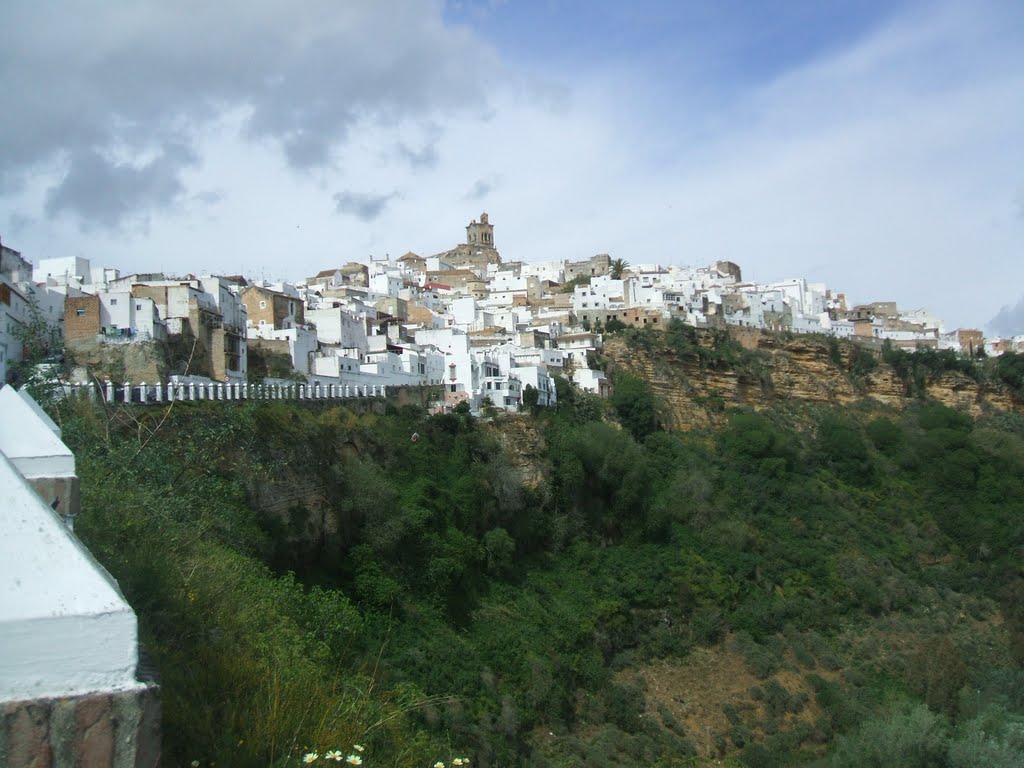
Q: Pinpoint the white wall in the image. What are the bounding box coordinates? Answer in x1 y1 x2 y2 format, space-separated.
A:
306 307 369 350
0 393 140 703
33 256 92 286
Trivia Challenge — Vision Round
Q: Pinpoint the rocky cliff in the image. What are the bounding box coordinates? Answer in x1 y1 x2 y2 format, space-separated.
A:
601 330 1022 431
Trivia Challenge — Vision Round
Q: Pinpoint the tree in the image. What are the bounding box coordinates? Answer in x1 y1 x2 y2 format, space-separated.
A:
995 352 1024 395
522 383 540 412
831 702 949 768
610 372 657 440
10 286 63 388
609 258 630 280
560 275 591 293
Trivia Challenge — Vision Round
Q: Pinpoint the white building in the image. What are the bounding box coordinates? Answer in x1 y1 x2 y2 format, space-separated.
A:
33 256 93 287
306 306 370 351
0 277 28 382
572 275 625 313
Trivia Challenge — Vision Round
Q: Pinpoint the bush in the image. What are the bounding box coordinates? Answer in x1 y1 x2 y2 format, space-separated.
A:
830 702 949 768
610 372 658 440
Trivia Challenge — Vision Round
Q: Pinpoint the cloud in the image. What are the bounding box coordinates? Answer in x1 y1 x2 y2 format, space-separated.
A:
396 141 440 170
989 296 1024 338
334 190 398 221
0 0 498 223
5 212 33 236
45 142 198 228
464 176 500 200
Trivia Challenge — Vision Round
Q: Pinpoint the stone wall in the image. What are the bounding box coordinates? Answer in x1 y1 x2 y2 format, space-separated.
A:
0 685 160 768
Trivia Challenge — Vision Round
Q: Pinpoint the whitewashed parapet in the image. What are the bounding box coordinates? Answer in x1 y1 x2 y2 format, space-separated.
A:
51 381 395 404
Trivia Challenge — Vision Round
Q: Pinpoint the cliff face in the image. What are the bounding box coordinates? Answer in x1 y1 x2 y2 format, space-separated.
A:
602 332 1022 430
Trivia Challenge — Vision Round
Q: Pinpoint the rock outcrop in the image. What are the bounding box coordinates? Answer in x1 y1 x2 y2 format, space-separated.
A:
601 331 1022 430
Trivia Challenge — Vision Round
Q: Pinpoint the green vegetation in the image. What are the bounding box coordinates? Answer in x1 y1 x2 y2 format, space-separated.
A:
49 330 1024 767
247 344 307 382
560 274 591 293
8 286 64 387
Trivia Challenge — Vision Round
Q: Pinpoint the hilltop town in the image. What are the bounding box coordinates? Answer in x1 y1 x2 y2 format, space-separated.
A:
1 213 1018 411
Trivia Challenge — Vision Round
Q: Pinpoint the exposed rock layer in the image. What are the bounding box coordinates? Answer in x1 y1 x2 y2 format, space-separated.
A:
602 332 1022 431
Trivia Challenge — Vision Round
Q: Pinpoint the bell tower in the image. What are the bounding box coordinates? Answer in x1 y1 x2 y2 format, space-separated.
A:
466 212 495 249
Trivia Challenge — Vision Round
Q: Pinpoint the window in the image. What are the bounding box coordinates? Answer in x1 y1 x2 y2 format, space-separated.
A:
259 300 267 309
136 304 142 310
76 308 86 317
110 298 117 305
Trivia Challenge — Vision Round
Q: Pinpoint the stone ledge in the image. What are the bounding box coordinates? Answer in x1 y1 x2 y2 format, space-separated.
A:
0 685 160 768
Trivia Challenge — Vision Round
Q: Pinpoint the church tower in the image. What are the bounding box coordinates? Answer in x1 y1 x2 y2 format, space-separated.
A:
466 212 495 249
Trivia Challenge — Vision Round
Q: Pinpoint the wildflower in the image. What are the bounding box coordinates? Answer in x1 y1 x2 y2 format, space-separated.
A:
346 756 362 766
454 760 463 766
353 745 365 753
434 763 445 768
303 753 319 763
325 751 344 761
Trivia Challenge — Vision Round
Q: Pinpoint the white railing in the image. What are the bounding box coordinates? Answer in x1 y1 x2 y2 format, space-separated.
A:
55 380 393 405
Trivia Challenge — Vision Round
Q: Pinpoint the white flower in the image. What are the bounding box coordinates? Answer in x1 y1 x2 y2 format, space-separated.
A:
325 751 344 761
353 744 365 753
303 754 319 764
346 756 362 766
453 760 463 766
434 762 445 768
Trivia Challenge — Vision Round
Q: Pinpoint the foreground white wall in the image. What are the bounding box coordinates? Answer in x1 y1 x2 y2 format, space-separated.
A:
0 453 140 703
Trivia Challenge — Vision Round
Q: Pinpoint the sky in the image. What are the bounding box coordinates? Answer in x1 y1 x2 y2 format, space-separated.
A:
2 0 1023 333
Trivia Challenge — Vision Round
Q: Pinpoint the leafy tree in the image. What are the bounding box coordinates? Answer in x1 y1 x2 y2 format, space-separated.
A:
609 258 630 280
522 383 540 412
831 702 949 768
995 352 1024 395
560 274 591 293
817 415 873 485
849 344 878 386
9 285 63 386
609 372 657 440
483 527 515 576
